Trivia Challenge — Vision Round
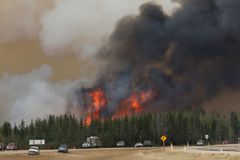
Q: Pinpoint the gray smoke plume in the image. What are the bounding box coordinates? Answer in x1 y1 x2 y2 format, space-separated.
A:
93 0 240 112
0 1 178 124
0 65 81 124
2 0 240 123
0 0 178 124
39 0 176 56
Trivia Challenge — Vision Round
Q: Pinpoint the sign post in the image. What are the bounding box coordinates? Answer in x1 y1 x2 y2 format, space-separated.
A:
238 138 240 152
205 134 209 151
29 139 45 145
205 134 209 140
161 135 167 152
29 139 45 150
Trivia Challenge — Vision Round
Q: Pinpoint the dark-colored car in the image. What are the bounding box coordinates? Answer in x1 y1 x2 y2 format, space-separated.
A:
143 140 152 147
196 140 205 146
58 144 69 153
0 143 5 151
6 142 17 150
116 141 125 147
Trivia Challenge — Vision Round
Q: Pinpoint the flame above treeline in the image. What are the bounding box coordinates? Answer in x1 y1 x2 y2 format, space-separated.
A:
85 89 107 126
83 88 155 125
67 0 240 125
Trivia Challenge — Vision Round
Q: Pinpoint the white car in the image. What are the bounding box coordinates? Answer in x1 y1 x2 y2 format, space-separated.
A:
28 146 40 155
134 142 143 147
116 141 125 147
82 142 91 148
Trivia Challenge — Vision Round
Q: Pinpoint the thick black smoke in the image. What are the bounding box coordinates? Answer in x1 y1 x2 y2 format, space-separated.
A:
95 0 240 112
67 0 240 117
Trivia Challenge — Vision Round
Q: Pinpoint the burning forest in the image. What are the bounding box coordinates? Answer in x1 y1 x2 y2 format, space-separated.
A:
2 1 240 157
1 0 240 124
68 87 155 125
66 0 240 124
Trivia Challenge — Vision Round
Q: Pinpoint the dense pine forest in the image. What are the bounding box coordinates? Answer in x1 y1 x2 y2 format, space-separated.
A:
0 107 239 149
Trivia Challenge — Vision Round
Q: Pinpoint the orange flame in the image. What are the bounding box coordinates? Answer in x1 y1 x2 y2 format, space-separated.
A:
85 114 92 126
112 90 154 119
84 88 154 125
85 88 107 126
90 89 107 113
128 94 143 113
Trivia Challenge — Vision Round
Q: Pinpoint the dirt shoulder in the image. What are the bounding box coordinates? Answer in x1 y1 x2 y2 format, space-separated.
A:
0 147 239 160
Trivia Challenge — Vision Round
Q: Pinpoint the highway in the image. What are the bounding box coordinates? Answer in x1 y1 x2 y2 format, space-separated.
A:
189 144 240 152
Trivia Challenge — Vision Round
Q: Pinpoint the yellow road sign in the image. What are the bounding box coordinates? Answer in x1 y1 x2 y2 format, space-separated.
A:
161 135 167 142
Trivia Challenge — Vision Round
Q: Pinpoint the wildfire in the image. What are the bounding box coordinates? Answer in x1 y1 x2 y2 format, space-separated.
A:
85 88 107 126
83 88 154 125
127 94 143 113
90 89 107 112
112 90 154 119
85 114 92 126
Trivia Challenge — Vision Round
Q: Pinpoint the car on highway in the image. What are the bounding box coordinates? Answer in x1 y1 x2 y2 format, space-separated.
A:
0 143 5 151
143 140 152 147
82 142 92 148
196 140 205 146
6 142 17 150
28 146 40 155
58 144 69 153
134 142 143 147
116 141 125 147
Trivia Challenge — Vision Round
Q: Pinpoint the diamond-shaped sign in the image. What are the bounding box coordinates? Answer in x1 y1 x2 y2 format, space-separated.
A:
161 135 167 142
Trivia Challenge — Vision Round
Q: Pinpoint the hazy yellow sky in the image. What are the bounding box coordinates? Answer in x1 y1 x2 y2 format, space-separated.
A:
0 40 83 81
0 0 176 81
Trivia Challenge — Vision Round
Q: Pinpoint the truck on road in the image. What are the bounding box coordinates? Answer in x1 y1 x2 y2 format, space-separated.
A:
86 136 102 148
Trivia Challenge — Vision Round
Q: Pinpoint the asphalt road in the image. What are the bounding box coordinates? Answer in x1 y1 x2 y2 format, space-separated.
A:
1 147 239 160
1 144 240 158
189 144 240 152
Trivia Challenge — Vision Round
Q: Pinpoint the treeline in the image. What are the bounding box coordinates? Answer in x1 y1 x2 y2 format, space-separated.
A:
0 107 239 149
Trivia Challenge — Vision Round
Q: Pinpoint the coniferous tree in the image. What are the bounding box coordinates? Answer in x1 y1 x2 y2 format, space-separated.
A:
0 109 240 149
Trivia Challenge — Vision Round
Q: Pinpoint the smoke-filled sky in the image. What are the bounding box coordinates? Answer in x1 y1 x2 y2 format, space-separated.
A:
1 0 240 124
0 0 177 123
